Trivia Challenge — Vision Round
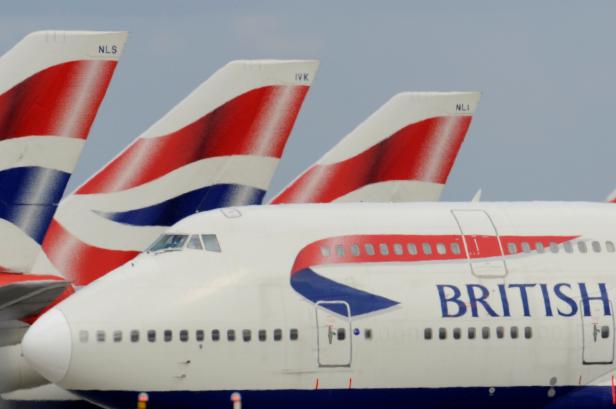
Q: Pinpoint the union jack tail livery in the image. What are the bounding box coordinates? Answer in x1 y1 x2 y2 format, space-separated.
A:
36 59 319 285
0 30 127 274
270 92 480 204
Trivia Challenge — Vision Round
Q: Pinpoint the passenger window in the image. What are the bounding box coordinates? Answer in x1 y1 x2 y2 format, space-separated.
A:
335 245 345 257
563 242 573 253
602 326 610 338
453 328 461 340
79 330 89 343
424 328 432 340
496 326 504 339
422 243 432 255
227 330 236 342
212 330 220 342
524 327 532 339
439 328 446 340
258 330 267 342
350 244 360 256
578 241 588 253
186 235 203 250
113 330 122 343
320 246 330 257
393 243 403 255
436 243 446 255
274 329 282 341
164 330 172 342
549 242 559 253
130 330 139 343
147 330 156 343
365 329 373 340
379 243 389 256
451 242 461 255
521 242 531 253
202 234 221 252
180 330 189 342
482 327 490 339
508 243 517 254
365 244 375 256
337 328 346 340
592 241 602 253
536 242 545 253
607 241 616 253
408 243 418 256
468 327 476 339
290 329 299 341
511 326 519 339
196 330 204 342
96 330 105 343
242 330 251 342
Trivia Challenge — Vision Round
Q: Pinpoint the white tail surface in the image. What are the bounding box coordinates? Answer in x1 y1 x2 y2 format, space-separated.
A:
0 31 127 274
35 60 319 285
270 92 480 204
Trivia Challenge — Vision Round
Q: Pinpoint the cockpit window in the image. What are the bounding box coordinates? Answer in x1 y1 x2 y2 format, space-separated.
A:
186 235 203 250
148 234 189 252
202 234 221 252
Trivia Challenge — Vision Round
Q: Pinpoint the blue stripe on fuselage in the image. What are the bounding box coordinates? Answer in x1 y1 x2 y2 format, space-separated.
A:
291 267 399 316
71 386 614 409
94 184 265 227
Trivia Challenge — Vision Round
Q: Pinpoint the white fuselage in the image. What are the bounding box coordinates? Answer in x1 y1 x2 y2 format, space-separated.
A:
22 202 616 409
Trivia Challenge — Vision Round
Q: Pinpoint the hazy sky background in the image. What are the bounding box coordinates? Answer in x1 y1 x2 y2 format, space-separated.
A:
1 1 615 202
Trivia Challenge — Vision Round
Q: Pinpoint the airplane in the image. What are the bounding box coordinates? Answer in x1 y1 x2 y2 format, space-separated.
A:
0 29 127 303
270 92 480 204
1 59 319 397
22 200 616 409
0 30 127 396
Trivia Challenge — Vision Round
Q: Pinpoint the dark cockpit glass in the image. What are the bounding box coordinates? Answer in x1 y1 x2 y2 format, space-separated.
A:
147 234 189 252
147 233 222 253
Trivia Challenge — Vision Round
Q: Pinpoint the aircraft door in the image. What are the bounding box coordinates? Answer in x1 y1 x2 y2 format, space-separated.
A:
315 301 351 367
451 210 508 277
581 300 614 365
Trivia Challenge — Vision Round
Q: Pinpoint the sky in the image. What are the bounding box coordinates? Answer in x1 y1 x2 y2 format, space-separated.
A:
1 0 615 202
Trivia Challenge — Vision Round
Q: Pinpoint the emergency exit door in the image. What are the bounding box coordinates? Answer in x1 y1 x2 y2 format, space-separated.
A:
451 210 508 277
315 301 351 367
581 300 615 365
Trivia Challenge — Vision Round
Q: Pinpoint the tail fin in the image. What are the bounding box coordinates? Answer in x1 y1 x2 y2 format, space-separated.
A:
607 190 616 203
37 59 319 284
270 92 480 204
0 31 127 273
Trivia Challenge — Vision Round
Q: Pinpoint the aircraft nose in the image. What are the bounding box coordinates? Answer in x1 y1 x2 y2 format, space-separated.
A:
22 308 72 383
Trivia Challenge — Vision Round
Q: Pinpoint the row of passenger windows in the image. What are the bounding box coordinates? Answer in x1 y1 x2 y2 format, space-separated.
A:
79 328 298 344
320 242 461 258
508 240 615 255
147 234 221 253
425 325 610 340
425 326 535 340
319 240 616 259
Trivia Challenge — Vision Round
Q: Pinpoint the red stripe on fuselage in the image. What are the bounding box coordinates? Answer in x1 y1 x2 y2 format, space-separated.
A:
42 219 139 286
76 85 310 195
272 115 472 204
291 234 579 274
0 60 118 140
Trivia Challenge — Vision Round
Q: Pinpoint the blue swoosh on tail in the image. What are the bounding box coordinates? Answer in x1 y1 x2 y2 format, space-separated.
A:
0 167 70 243
95 184 265 227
